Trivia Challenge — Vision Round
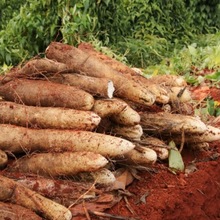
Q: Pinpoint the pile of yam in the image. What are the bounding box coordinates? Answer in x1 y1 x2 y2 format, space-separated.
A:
0 41 219 220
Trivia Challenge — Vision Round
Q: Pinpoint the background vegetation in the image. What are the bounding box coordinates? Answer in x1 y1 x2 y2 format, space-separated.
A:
0 0 219 71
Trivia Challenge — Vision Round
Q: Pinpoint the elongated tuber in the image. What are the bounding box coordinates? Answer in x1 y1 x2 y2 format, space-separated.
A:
46 42 155 106
0 124 135 157
0 101 100 130
93 98 140 125
50 74 115 98
0 175 72 220
0 78 94 110
10 151 108 177
140 112 207 134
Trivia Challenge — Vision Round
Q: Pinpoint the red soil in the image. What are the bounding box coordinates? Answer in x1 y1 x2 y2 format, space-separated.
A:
108 143 220 220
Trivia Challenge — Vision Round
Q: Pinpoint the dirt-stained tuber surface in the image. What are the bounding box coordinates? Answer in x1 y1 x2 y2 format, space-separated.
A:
107 143 220 220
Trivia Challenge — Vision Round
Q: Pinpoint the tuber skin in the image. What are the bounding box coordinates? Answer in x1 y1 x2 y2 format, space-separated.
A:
0 175 72 220
0 149 8 169
0 101 101 130
50 73 115 98
0 124 135 157
0 78 94 110
124 146 157 165
140 112 207 134
9 151 108 177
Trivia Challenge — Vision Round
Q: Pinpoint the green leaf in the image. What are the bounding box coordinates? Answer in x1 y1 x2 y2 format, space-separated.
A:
207 98 215 116
168 141 184 172
215 107 220 117
188 45 197 57
205 72 220 82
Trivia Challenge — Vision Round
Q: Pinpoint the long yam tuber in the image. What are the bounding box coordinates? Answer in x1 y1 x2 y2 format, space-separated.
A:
50 74 115 98
46 42 155 106
140 112 207 134
137 137 170 160
176 125 220 143
0 124 135 157
0 78 94 110
17 58 70 76
77 168 116 186
111 99 141 125
0 101 100 130
78 42 170 104
4 172 97 207
0 175 72 220
10 151 108 177
110 124 143 141
92 99 127 118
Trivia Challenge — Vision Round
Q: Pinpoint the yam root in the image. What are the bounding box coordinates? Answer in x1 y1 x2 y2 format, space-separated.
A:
0 78 94 110
147 75 187 87
78 42 133 76
77 168 116 186
0 175 72 220
167 86 191 103
137 137 170 160
17 58 70 76
46 42 155 106
0 202 42 220
179 125 220 143
92 99 127 118
93 98 140 125
0 124 135 157
140 112 207 134
9 151 108 177
0 101 101 130
110 124 143 141
124 146 157 165
0 149 8 168
78 42 170 104
4 172 97 207
111 99 141 125
50 74 115 98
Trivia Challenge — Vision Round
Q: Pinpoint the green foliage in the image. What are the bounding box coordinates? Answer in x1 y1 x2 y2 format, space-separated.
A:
0 0 60 65
144 33 220 77
0 0 219 68
0 0 24 29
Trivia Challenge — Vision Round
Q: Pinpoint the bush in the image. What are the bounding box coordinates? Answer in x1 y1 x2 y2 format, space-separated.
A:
0 0 219 68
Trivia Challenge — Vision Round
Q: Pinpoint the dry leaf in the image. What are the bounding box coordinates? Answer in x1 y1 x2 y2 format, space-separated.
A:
112 168 134 190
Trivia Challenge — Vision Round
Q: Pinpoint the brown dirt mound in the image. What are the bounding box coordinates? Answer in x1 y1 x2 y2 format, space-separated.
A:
108 143 220 220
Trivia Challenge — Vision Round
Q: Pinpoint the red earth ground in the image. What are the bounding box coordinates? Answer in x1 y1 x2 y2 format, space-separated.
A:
106 86 220 220
107 143 220 220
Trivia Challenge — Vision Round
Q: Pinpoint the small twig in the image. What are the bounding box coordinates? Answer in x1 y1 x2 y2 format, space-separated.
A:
82 200 91 220
124 196 136 215
179 129 185 153
68 181 96 208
